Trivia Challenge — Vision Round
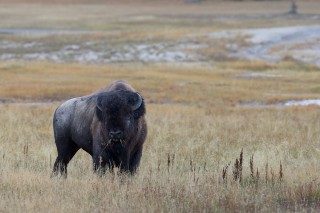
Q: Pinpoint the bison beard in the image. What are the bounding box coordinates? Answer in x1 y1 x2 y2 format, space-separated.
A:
51 80 147 177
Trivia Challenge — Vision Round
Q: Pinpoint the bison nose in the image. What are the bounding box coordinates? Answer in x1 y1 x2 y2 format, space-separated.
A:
109 130 123 139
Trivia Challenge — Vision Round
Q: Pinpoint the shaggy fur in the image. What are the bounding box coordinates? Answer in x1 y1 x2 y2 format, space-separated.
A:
52 80 147 177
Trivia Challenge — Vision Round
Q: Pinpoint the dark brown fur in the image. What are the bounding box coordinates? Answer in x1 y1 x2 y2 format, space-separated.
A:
52 80 147 177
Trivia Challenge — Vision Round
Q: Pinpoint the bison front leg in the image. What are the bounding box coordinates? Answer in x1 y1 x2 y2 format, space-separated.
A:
129 148 142 174
120 151 130 173
93 151 112 175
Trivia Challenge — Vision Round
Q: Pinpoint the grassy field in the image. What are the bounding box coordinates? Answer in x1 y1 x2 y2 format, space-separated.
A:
0 61 320 212
1 1 320 212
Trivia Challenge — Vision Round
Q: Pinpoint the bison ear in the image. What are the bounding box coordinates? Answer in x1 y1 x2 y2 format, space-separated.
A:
96 94 104 121
128 92 146 119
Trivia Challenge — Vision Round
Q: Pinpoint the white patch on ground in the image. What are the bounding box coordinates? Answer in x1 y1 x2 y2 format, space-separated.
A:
0 33 197 63
0 54 14 60
0 28 116 36
283 99 320 106
63 45 81 50
244 26 320 44
209 25 320 67
1 26 320 65
234 73 282 79
239 99 320 107
0 41 42 49
76 51 101 62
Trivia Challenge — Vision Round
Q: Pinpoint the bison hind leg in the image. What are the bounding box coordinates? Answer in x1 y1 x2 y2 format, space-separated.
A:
51 138 79 178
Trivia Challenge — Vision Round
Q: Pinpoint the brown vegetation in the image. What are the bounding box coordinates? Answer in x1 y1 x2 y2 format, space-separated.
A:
0 61 319 106
0 61 320 211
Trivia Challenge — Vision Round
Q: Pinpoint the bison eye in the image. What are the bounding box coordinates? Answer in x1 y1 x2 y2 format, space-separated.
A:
125 116 131 125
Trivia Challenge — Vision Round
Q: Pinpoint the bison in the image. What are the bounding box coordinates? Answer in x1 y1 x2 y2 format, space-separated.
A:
51 80 147 177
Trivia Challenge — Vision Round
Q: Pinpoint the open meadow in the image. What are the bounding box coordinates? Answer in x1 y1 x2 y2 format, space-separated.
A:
1 1 320 212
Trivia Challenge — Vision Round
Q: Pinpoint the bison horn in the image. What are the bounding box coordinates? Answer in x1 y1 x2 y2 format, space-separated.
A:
131 93 143 111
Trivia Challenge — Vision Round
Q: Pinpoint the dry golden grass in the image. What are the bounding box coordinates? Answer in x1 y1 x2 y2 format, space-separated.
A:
0 61 319 106
0 61 320 212
1 99 320 212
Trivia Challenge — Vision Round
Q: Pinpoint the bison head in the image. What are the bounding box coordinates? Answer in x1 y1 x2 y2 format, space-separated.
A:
96 90 145 145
